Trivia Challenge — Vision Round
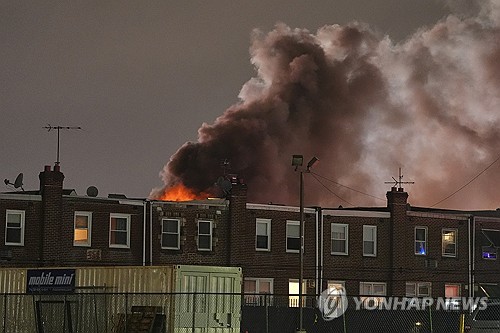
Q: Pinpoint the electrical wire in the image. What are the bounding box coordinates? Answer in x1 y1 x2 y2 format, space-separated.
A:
311 172 386 202
310 173 354 206
431 153 500 207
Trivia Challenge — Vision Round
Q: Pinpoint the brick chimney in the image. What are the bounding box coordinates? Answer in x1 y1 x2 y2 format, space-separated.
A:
228 176 247 266
39 164 65 266
386 186 409 296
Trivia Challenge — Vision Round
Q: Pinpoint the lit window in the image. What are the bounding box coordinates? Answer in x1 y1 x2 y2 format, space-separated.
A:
482 246 497 260
198 220 212 251
244 278 273 305
406 282 431 297
415 227 427 255
331 223 348 255
286 220 300 253
5 210 25 246
256 218 271 251
109 214 130 248
442 229 457 257
161 218 180 250
288 279 307 307
363 225 377 256
74 212 92 246
445 284 461 310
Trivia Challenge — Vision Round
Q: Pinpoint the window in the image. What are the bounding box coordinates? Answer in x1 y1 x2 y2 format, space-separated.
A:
286 220 300 253
415 227 427 255
109 214 130 248
256 218 271 251
5 210 25 246
482 246 497 260
331 223 348 255
363 225 377 256
327 281 347 312
442 229 457 257
74 212 92 246
244 278 273 305
161 218 180 250
288 279 307 307
445 284 461 310
359 282 386 308
198 220 212 251
406 282 432 297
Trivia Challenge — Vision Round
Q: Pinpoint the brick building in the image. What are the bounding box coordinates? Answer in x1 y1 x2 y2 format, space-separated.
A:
1 165 500 301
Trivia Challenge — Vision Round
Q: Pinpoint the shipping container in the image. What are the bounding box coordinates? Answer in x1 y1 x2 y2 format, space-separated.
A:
0 265 242 333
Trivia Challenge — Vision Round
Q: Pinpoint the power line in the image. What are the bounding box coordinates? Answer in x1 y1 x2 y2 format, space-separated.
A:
311 172 385 202
431 153 500 207
310 173 354 206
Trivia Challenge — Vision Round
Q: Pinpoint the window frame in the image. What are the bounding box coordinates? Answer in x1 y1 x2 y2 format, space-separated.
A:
442 228 458 258
73 211 92 247
406 282 432 297
197 219 213 251
331 223 349 255
5 209 25 246
359 281 386 308
109 213 131 249
161 218 181 250
286 220 300 253
255 218 271 251
363 225 377 257
415 226 428 256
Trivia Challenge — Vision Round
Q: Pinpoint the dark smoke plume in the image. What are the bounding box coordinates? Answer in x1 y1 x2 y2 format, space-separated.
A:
152 1 500 210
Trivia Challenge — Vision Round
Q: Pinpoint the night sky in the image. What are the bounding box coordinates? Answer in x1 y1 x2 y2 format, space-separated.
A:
2 1 498 210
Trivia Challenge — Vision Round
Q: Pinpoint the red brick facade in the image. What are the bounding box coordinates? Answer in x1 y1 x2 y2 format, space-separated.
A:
1 166 500 298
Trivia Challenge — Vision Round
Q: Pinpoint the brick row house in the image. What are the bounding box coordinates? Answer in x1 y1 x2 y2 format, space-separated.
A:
1 165 500 303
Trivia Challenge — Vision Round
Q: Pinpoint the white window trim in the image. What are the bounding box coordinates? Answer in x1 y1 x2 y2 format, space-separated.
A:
331 223 349 255
161 218 181 250
256 218 271 251
442 228 458 258
198 220 212 251
415 226 428 256
109 213 131 248
286 220 300 253
363 225 377 257
244 277 274 294
445 283 461 297
5 210 25 246
406 282 432 297
73 211 92 247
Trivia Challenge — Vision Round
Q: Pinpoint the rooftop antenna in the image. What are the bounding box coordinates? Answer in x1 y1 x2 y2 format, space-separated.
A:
385 167 414 190
220 158 230 176
43 124 82 166
4 173 24 191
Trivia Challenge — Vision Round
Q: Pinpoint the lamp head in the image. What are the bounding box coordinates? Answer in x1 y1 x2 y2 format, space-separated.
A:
292 155 304 167
307 157 319 170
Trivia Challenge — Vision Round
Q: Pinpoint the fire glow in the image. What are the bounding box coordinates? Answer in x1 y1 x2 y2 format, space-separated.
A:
159 183 210 201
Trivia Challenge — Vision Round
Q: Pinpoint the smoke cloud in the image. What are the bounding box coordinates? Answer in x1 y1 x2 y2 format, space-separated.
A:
152 1 500 210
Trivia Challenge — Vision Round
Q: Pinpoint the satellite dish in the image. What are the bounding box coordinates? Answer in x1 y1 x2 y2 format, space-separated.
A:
14 173 23 189
86 186 99 197
4 173 24 191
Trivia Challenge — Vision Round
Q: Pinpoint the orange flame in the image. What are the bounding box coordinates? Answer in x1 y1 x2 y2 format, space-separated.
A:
159 183 210 201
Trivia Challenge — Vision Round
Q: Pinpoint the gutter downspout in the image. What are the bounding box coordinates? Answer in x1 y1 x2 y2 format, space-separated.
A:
320 209 324 293
472 216 476 298
468 215 472 298
150 201 154 265
315 207 319 295
143 200 147 266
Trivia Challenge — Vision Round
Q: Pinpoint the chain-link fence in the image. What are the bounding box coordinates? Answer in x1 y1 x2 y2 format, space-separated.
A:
0 293 496 333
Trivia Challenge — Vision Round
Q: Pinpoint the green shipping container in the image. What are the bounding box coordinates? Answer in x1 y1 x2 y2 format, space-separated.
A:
0 265 242 333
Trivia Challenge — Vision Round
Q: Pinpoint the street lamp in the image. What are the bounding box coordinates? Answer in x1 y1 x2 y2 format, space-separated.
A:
292 155 319 333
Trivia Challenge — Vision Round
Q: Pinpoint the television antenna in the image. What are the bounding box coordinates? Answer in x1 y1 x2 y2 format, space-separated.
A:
4 173 24 191
43 125 82 165
385 167 414 190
